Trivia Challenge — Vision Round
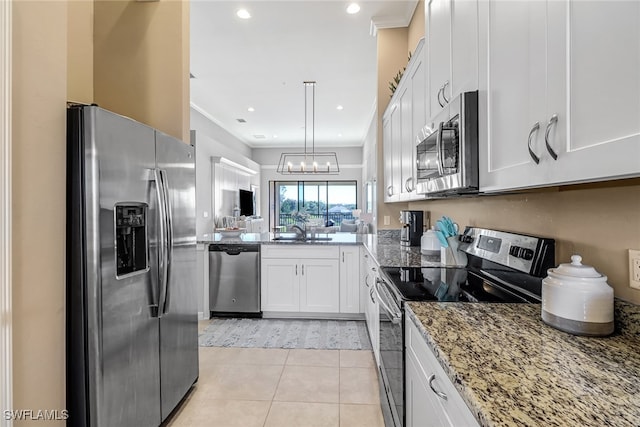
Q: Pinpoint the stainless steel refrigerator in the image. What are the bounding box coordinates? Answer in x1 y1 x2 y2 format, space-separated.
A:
66 105 198 427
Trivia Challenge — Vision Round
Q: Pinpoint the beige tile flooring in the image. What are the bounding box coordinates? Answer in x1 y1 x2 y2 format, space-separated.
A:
164 325 384 427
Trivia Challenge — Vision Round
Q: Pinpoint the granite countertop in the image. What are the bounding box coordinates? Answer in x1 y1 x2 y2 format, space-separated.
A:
405 301 640 427
198 231 442 267
198 232 363 245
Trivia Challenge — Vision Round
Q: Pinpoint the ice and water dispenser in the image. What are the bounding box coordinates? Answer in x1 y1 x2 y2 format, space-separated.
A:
115 204 148 277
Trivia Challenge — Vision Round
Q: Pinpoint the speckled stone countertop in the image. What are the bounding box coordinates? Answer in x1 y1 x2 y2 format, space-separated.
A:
405 301 640 427
198 230 442 267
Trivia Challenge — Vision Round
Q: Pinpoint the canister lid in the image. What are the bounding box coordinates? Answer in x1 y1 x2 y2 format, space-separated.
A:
549 255 604 279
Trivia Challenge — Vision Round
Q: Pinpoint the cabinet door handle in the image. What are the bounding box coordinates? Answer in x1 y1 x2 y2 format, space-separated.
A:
295 264 298 275
342 252 345 262
544 114 559 160
442 81 450 104
404 177 414 192
437 86 445 108
387 185 394 197
302 264 304 275
428 374 448 401
527 122 541 164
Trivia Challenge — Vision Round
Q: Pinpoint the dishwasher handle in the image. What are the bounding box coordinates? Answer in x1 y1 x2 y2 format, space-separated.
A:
224 249 243 256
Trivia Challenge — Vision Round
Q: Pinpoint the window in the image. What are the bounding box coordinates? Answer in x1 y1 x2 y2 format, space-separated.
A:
271 181 357 228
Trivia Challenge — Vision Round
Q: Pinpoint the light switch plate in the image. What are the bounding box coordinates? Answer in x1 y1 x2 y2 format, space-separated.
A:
629 249 640 290
383 215 390 225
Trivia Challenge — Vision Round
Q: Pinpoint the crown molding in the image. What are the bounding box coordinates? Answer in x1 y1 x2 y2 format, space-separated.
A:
370 0 419 36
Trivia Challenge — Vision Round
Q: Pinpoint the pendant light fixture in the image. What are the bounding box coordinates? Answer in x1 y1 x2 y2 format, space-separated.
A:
277 81 340 174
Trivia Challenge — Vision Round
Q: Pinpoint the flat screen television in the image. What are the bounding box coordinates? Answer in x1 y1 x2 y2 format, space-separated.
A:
239 189 254 216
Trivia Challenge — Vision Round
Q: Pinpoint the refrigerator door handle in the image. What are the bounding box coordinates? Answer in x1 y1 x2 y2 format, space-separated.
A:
154 168 169 318
159 169 173 315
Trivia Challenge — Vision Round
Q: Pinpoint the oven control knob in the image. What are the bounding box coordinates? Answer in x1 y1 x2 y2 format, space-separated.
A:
459 235 474 244
510 245 534 260
521 248 534 260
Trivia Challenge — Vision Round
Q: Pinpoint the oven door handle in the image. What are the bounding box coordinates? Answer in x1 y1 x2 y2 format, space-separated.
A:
374 279 402 323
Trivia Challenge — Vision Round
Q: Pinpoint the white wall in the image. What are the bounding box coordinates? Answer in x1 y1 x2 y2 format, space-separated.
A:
191 107 259 236
251 147 363 229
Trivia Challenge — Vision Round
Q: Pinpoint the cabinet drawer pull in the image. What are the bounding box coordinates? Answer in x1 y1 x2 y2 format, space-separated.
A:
545 114 559 160
527 122 541 164
428 374 448 401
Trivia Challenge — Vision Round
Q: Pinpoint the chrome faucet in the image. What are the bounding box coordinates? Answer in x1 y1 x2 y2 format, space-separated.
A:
290 224 307 240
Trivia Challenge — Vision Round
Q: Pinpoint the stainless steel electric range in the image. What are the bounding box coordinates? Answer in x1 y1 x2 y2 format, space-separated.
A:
375 227 555 427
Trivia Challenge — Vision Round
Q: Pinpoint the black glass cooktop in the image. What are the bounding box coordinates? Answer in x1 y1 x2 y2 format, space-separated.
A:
381 266 542 304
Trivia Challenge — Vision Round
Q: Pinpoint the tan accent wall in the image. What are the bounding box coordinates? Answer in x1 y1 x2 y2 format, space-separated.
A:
67 0 94 104
11 0 191 420
93 0 190 143
376 27 409 229
408 179 640 304
408 0 425 55
12 1 67 424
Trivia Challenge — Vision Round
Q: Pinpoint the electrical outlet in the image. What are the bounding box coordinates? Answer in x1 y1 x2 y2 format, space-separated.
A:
383 215 390 225
629 249 640 290
203 211 209 218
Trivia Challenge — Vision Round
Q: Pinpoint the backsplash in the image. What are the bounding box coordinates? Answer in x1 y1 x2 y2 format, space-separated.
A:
407 179 640 305
377 229 401 245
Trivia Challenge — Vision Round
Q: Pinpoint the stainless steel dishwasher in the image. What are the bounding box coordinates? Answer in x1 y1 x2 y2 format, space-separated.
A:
209 243 261 316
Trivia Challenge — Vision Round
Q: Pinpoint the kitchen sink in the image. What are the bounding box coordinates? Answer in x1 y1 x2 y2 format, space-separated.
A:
272 235 333 242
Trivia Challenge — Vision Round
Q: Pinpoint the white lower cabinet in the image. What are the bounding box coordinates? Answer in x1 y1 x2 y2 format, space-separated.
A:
339 246 361 313
299 259 340 313
361 250 380 364
405 316 479 427
261 258 301 311
261 245 357 314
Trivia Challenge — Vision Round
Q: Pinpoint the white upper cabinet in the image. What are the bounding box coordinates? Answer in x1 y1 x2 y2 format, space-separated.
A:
383 39 426 202
479 0 640 192
401 39 426 200
383 104 401 202
427 0 479 121
426 0 452 119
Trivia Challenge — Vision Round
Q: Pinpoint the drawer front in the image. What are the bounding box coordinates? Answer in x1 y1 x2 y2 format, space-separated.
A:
406 316 479 427
262 244 339 259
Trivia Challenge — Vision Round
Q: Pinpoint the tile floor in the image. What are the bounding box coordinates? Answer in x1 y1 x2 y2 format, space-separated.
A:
164 325 384 427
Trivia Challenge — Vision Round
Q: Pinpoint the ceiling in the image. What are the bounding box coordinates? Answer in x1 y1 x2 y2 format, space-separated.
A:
190 0 418 149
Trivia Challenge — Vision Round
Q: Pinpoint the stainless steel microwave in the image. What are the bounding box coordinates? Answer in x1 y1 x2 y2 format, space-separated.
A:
415 91 478 196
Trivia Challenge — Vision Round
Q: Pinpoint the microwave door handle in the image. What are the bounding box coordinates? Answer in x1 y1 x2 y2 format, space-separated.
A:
435 122 445 176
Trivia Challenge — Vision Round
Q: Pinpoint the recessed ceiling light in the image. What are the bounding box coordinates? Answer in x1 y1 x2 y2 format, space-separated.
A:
338 133 343 137
336 105 344 110
346 3 360 14
273 134 278 139
236 9 251 19
247 107 255 112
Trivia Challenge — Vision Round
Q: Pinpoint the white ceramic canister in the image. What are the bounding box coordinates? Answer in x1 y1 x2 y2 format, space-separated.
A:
421 228 441 255
541 255 614 336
